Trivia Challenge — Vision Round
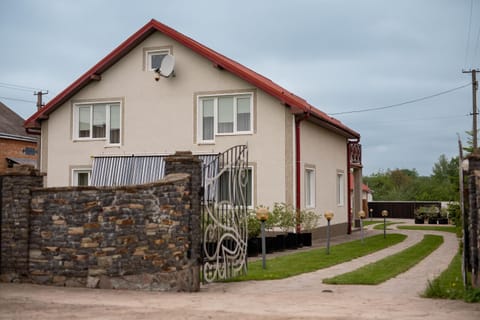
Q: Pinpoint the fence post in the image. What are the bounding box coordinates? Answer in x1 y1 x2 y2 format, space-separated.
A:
164 151 202 289
467 154 480 288
0 166 43 282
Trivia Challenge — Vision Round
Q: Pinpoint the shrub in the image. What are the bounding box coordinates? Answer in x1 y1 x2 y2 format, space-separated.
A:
447 202 461 226
247 211 261 239
271 202 295 233
299 209 320 231
415 206 439 220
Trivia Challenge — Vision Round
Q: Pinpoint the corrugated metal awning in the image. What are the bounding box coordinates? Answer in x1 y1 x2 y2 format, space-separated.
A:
91 154 218 187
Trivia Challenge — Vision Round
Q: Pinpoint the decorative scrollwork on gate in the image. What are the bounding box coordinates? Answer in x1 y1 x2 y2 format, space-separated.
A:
202 145 248 282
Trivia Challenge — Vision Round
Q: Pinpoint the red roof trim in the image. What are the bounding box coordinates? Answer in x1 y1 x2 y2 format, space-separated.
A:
25 19 359 138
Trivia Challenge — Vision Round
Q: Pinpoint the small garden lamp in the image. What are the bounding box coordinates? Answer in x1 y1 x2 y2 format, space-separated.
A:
256 206 269 269
324 210 334 254
369 208 373 221
358 210 366 244
381 210 389 239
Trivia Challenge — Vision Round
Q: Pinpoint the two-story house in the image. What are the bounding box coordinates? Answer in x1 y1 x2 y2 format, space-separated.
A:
25 19 363 236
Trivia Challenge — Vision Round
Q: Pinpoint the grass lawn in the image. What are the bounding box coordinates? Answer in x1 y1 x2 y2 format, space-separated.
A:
398 225 457 234
228 233 407 282
423 251 480 303
323 234 443 285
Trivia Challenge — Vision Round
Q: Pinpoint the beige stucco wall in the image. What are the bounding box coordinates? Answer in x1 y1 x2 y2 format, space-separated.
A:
42 31 289 208
299 120 349 227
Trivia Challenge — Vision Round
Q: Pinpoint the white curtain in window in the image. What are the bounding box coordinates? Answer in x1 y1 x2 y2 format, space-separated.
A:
78 106 90 137
202 99 214 140
109 104 120 144
218 96 234 133
92 104 106 138
236 96 251 131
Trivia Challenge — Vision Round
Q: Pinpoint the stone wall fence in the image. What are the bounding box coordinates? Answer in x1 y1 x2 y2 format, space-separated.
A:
0 152 202 292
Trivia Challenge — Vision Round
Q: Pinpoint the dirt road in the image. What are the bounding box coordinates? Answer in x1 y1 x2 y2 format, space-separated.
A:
1 227 479 320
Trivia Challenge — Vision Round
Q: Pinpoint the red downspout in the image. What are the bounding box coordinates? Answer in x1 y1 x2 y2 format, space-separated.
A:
347 141 352 234
295 112 310 233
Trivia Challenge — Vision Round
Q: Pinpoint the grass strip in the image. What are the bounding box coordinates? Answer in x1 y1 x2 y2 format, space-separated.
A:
422 251 465 299
362 220 384 227
397 225 457 234
323 234 443 285
423 251 480 302
373 221 403 230
228 233 406 282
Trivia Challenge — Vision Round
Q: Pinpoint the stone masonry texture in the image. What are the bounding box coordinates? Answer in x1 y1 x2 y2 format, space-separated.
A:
0 153 202 292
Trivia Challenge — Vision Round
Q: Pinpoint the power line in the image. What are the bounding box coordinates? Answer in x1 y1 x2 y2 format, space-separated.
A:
0 96 36 104
0 81 44 92
465 0 474 67
328 83 471 116
473 19 480 65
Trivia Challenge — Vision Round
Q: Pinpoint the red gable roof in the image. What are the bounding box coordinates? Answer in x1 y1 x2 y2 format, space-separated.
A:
24 19 359 139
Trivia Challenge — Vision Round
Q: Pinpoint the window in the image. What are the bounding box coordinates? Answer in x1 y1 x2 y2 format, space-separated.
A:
74 102 121 145
305 168 315 208
146 50 169 71
337 171 345 206
198 93 253 143
72 169 91 186
218 167 253 208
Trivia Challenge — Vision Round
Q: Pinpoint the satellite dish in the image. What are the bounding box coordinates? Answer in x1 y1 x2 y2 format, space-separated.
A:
159 54 175 78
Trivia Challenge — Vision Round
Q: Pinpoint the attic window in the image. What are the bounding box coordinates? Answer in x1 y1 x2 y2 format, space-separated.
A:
146 49 170 71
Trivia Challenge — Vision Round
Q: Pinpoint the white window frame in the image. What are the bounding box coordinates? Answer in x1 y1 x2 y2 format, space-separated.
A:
72 169 91 186
145 49 170 71
73 101 122 146
197 93 253 143
337 171 345 206
217 166 254 209
305 167 316 208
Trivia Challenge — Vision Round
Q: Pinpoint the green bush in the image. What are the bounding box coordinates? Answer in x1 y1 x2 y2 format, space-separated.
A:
299 209 320 231
247 211 261 239
415 206 439 219
447 202 461 226
271 202 295 232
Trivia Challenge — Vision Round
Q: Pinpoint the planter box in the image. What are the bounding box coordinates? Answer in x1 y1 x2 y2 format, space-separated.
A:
414 218 425 224
438 218 449 225
276 234 286 251
301 233 312 247
247 238 259 257
286 233 298 250
266 236 276 253
428 218 438 224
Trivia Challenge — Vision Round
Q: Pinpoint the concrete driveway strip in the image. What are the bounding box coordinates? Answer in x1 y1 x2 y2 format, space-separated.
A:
1 226 479 319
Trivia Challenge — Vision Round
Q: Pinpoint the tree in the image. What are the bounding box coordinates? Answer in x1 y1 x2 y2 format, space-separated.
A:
364 154 459 201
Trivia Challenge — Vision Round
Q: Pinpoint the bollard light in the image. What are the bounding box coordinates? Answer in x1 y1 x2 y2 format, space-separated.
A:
256 207 269 269
369 208 373 221
358 210 366 244
381 210 389 238
324 210 334 254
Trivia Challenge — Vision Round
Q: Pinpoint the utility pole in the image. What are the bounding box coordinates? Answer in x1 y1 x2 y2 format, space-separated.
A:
34 90 48 110
463 69 479 152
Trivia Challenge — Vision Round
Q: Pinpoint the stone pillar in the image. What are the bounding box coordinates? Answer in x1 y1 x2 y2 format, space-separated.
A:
164 151 202 290
0 166 44 281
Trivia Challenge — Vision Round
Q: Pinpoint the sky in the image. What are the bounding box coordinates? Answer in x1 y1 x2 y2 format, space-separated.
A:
0 0 478 176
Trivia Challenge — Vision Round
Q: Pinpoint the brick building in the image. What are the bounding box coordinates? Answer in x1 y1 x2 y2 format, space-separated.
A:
0 101 38 172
